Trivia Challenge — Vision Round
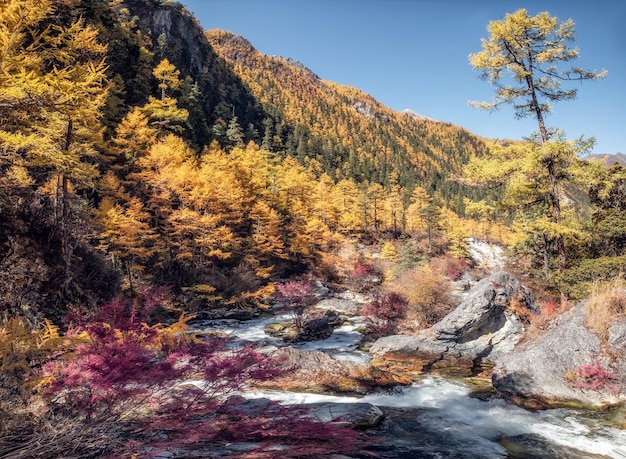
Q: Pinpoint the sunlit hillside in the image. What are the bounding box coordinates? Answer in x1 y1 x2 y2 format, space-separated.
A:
206 29 491 209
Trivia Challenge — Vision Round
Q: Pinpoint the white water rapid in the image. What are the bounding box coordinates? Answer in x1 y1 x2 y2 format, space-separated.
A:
195 295 626 458
196 311 371 364
253 378 626 459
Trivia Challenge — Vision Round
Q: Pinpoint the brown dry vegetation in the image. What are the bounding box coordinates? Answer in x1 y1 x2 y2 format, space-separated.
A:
392 265 456 330
584 277 626 342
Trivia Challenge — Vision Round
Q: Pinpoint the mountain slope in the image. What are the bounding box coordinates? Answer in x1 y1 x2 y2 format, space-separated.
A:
206 29 490 205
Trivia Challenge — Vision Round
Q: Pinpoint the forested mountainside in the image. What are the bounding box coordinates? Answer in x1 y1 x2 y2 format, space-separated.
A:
0 0 502 321
110 1 492 207
1 0 624 323
206 29 490 206
95 0 492 203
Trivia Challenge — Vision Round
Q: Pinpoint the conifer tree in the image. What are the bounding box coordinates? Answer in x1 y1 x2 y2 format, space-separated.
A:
141 58 188 134
469 8 605 272
333 179 361 234
406 186 432 233
226 116 245 148
0 0 109 290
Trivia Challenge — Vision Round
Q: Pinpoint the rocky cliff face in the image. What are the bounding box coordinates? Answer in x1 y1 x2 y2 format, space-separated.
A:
370 272 536 377
123 1 210 74
493 302 626 408
116 0 267 148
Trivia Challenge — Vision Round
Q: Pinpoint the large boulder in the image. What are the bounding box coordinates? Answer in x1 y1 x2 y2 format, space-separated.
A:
265 309 342 342
298 309 343 341
493 302 626 408
304 402 384 428
314 297 362 316
370 272 535 377
265 347 409 395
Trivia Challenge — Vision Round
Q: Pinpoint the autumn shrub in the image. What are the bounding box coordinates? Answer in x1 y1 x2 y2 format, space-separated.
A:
584 276 626 341
348 260 381 292
361 292 408 337
504 290 536 324
333 240 362 276
0 318 63 449
567 359 621 395
394 265 455 328
276 279 318 331
430 255 470 281
314 251 342 284
1 293 372 458
527 297 562 331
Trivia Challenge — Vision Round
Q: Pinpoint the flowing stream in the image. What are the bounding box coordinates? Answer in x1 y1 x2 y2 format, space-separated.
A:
195 307 626 459
255 378 626 458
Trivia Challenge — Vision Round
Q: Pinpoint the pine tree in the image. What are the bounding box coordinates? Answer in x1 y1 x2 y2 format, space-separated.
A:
226 116 245 148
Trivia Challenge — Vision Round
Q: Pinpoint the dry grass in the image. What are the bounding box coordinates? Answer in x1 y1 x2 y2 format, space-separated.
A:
584 276 626 342
392 265 455 329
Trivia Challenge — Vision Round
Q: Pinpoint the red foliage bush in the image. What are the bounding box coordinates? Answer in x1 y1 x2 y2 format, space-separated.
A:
349 261 380 292
430 255 469 281
276 279 318 331
352 262 376 278
362 292 408 337
569 359 621 395
541 298 559 317
30 293 372 458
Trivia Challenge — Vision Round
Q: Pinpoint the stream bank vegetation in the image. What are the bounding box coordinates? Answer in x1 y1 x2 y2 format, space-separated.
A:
0 291 373 458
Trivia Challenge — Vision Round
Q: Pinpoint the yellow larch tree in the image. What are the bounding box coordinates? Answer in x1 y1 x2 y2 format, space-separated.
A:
98 197 159 293
406 186 432 233
331 179 361 235
141 58 188 134
0 0 109 288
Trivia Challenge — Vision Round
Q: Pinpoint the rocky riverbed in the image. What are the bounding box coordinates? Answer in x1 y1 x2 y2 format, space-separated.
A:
191 268 626 458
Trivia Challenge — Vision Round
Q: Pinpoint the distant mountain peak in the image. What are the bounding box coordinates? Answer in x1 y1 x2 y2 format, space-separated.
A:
400 108 435 122
586 152 626 167
275 56 321 83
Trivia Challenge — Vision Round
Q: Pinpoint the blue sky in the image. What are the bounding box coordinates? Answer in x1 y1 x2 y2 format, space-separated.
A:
180 0 625 154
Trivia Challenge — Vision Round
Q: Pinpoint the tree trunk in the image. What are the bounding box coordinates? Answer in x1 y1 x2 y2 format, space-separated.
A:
547 159 566 272
527 76 566 272
61 119 74 290
542 233 550 279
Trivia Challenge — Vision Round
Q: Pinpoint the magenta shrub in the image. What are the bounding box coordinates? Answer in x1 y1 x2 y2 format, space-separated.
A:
34 293 371 458
570 359 621 395
276 279 318 330
349 262 380 292
361 292 408 336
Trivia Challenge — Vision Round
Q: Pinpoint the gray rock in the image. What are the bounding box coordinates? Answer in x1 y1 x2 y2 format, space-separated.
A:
315 298 361 315
299 309 342 341
305 402 384 428
224 395 383 429
493 302 625 407
273 347 360 374
370 272 535 375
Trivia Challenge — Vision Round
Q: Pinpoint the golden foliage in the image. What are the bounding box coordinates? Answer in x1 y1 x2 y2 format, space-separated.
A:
0 318 63 396
156 312 199 346
393 265 455 328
